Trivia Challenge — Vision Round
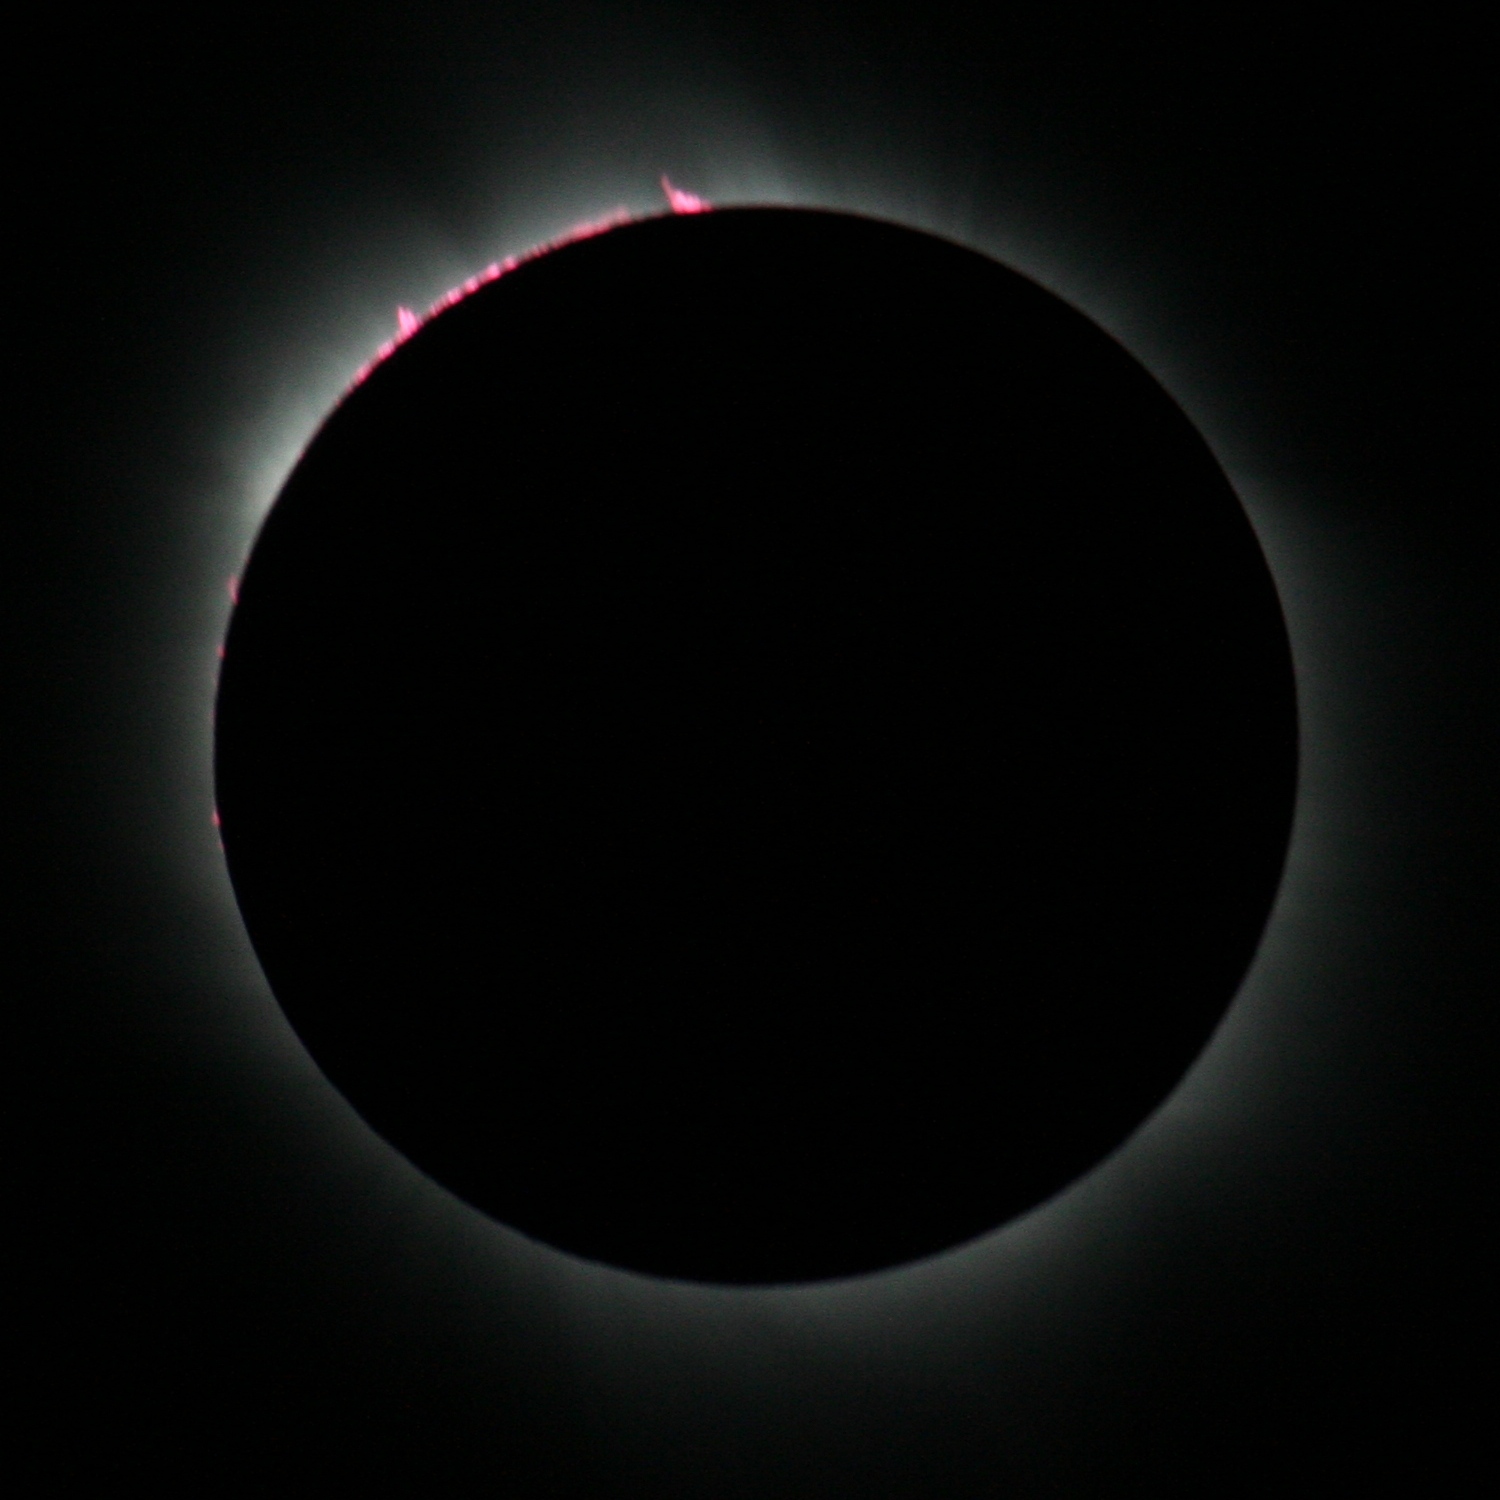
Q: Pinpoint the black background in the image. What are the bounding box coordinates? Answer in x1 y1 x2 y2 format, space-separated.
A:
10 4 1488 1492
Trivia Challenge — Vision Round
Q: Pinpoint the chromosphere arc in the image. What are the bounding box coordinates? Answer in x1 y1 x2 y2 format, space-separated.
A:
214 207 1297 1283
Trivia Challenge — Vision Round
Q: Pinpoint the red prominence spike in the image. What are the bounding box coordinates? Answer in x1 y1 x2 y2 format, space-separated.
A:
661 175 710 214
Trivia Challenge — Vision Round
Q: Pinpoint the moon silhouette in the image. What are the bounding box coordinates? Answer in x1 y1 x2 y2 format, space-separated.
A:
214 206 1296 1283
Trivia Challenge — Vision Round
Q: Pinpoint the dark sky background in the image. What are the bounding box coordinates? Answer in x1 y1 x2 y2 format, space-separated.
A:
11 4 1488 1493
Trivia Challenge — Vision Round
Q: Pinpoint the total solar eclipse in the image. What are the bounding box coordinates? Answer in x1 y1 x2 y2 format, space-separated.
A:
214 205 1296 1284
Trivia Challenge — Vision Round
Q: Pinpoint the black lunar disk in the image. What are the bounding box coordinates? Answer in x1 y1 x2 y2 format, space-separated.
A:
215 207 1296 1283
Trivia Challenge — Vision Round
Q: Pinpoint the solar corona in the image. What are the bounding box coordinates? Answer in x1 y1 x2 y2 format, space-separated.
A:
214 197 1297 1284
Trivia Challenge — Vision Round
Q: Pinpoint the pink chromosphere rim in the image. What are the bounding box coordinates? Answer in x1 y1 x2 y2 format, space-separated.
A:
351 176 711 390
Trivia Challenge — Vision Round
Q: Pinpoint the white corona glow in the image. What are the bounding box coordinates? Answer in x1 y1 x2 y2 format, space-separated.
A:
178 134 1345 1384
